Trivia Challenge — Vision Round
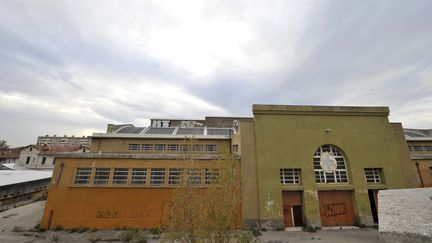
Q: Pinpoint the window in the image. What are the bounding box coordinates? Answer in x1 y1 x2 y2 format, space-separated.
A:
167 144 179 151
168 168 183 184
313 144 348 184
206 145 216 152
113 168 129 185
192 144 203 151
74 168 92 185
187 169 202 185
280 168 301 184
26 157 30 164
181 144 190 151
364 168 381 183
94 168 111 185
205 168 219 184
128 144 140 150
423 146 432 152
131 168 147 185
150 168 165 185
232 144 239 153
142 144 153 151
413 146 422 152
42 157 46 165
155 144 166 151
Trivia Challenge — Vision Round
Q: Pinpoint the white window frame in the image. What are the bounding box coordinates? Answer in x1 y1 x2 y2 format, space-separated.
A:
131 168 147 185
150 168 165 185
167 144 179 151
155 144 166 151
364 168 381 184
128 144 140 150
94 168 111 185
313 145 349 184
74 168 92 185
205 168 219 184
112 168 129 185
206 145 216 152
142 144 153 151
280 168 301 184
168 168 183 185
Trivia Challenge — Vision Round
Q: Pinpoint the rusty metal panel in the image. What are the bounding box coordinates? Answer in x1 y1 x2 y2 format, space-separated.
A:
318 191 354 226
282 191 302 227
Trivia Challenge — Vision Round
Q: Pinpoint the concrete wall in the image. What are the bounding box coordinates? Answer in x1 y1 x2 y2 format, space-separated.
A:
379 188 432 242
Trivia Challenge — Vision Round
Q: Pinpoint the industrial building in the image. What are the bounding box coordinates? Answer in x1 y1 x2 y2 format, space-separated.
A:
405 129 432 187
41 105 420 230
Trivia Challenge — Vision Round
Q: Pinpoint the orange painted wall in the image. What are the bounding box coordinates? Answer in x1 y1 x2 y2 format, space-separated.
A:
41 157 241 229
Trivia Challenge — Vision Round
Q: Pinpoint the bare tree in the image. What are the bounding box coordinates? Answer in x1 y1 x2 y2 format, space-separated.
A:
0 140 9 150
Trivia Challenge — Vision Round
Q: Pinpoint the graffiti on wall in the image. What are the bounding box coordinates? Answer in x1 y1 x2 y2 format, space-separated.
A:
324 202 347 217
96 210 119 218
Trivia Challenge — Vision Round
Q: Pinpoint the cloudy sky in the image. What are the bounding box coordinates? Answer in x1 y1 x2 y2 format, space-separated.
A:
1 0 431 147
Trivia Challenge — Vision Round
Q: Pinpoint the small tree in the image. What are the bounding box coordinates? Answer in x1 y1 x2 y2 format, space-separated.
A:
0 140 9 150
163 140 241 242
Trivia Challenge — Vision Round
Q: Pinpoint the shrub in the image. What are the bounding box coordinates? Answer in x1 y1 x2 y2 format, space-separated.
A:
302 226 317 233
120 229 139 242
251 228 262 237
236 230 257 243
149 227 163 235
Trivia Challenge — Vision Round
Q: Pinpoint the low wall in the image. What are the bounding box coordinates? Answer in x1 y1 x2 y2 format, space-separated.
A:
378 188 432 242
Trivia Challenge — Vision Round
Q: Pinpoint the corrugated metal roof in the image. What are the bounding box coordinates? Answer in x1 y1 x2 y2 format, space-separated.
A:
0 170 52 187
207 128 232 136
176 128 204 135
145 127 176 135
116 127 146 134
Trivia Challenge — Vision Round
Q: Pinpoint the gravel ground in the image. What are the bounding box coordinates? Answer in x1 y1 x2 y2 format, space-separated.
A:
0 201 380 243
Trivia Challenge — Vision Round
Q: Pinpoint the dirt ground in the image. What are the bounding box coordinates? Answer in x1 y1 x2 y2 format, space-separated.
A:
0 201 380 242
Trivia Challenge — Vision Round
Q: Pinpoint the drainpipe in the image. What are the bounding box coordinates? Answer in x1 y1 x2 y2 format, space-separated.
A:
415 161 424 188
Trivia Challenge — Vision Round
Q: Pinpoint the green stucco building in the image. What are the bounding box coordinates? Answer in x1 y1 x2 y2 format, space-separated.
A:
238 105 420 229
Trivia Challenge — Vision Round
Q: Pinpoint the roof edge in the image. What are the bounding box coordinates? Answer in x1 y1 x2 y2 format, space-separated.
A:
252 104 390 116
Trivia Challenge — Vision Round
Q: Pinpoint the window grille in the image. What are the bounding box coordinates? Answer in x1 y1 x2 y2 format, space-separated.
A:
167 144 179 151
131 168 147 185
364 168 381 183
206 145 216 152
413 146 422 152
155 144 166 151
128 144 140 150
113 168 129 184
142 144 153 151
205 168 219 184
193 145 204 151
168 168 183 184
94 168 110 185
74 168 92 184
423 146 432 152
280 168 301 184
232 144 239 153
150 168 165 185
187 169 202 185
313 145 348 184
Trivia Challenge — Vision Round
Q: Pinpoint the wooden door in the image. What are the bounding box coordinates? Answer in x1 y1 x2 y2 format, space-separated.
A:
318 191 355 226
282 191 303 227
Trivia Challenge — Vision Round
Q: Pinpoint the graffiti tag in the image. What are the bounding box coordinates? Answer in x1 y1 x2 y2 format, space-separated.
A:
324 202 347 217
96 210 119 218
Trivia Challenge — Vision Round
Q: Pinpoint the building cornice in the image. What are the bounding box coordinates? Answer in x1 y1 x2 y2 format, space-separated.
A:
252 104 390 116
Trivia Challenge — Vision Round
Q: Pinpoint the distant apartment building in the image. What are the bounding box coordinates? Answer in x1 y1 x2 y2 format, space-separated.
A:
405 129 432 187
37 135 91 147
16 144 88 170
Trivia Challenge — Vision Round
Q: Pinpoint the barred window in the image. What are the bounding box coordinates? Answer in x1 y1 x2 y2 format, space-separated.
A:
413 146 422 152
205 168 219 184
167 144 179 151
193 145 204 151
423 146 432 152
181 144 190 151
206 145 216 152
280 168 301 184
364 168 381 183
74 168 92 185
128 144 140 150
113 168 129 185
168 168 183 184
155 144 166 151
232 144 239 153
94 168 111 185
313 145 348 184
131 168 147 185
150 168 165 185
142 144 153 151
187 169 202 185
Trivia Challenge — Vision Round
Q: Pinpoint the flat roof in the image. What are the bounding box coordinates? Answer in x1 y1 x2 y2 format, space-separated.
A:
91 133 231 139
0 170 52 187
54 152 232 160
252 104 390 116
